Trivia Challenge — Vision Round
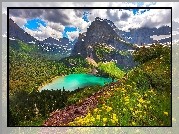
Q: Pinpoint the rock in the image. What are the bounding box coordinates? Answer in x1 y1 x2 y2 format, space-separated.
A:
71 17 137 69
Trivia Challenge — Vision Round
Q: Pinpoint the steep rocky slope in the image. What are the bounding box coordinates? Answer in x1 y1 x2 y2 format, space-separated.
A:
72 17 137 69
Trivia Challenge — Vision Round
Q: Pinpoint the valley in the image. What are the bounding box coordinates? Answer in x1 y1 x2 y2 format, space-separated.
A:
8 15 171 127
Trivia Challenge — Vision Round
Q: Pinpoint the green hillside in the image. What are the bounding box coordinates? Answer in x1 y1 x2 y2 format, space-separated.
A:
8 40 171 126
67 43 171 126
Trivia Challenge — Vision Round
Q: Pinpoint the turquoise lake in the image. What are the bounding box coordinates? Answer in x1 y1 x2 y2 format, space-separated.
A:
40 73 114 92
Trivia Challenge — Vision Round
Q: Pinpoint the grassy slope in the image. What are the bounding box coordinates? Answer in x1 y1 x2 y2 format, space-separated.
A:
67 52 171 126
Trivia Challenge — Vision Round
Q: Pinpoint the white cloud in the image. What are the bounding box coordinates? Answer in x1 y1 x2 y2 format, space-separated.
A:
3 2 178 40
114 8 171 31
47 21 65 32
88 9 108 22
10 16 27 28
24 24 63 41
54 9 91 32
66 31 79 41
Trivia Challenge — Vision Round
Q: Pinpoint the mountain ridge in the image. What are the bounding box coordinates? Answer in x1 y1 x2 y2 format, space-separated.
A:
8 17 76 57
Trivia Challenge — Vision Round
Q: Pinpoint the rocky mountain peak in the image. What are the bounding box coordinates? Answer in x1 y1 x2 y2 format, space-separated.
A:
71 17 137 69
84 17 120 46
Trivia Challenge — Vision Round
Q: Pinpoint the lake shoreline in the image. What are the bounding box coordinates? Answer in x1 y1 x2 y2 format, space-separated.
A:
38 75 65 92
38 73 114 92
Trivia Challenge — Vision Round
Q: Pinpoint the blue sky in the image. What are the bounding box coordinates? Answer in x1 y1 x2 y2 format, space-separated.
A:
24 19 46 30
82 11 90 22
62 27 79 38
23 19 80 39
23 12 89 39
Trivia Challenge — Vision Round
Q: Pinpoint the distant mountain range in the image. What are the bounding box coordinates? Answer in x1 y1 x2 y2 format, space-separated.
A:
6 13 173 68
104 18 171 44
6 13 172 63
8 15 76 57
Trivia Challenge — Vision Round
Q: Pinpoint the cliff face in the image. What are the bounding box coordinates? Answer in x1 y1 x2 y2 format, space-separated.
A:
72 17 137 69
9 18 37 43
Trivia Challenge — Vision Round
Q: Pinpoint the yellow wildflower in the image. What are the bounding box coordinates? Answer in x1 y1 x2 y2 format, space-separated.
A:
127 85 132 89
111 119 115 124
125 102 130 105
164 112 168 116
139 98 144 103
85 118 90 123
90 116 95 122
130 108 133 111
144 93 147 97
86 112 91 117
106 106 113 112
113 113 117 117
125 99 130 102
124 96 130 99
133 92 138 95
74 117 80 121
68 122 74 126
148 89 154 94
103 118 107 123
132 122 135 125
135 110 142 114
132 112 135 116
123 108 126 111
99 109 102 112
137 103 142 107
121 88 127 93
96 115 100 120
94 108 98 113
113 117 118 122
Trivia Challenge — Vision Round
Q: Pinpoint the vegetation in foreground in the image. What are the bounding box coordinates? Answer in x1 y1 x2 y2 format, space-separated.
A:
9 40 171 126
67 43 171 126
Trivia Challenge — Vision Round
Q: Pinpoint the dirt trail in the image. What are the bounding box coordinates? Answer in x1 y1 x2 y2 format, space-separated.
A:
41 80 121 126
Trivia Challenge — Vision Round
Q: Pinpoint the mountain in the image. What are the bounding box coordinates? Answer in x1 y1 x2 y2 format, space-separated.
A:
9 18 37 43
71 17 172 69
117 26 171 45
39 37 76 56
103 18 171 44
8 16 76 57
72 17 135 55
72 17 137 69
